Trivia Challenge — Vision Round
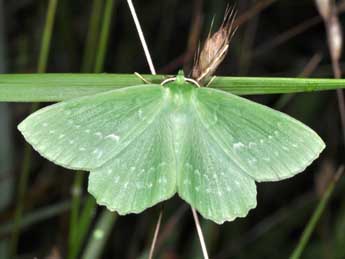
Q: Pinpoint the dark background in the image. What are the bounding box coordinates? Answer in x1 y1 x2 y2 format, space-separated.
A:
0 0 345 258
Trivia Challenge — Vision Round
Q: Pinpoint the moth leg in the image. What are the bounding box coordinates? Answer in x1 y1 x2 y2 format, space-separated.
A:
205 76 217 87
134 72 152 84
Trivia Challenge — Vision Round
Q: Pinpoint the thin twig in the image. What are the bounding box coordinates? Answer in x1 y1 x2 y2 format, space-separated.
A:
126 0 156 75
191 208 210 259
148 209 163 259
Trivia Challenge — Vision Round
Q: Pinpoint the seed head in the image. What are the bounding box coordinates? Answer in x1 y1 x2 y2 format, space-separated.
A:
192 7 237 84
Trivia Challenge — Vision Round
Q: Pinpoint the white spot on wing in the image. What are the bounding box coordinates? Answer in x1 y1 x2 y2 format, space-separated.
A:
92 149 103 159
248 158 257 165
233 142 245 149
105 133 120 141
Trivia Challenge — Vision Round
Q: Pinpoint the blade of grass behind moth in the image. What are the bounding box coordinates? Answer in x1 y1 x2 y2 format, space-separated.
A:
68 0 104 256
0 1 14 257
214 191 315 259
0 200 71 237
290 166 344 259
81 210 117 259
94 0 116 73
81 0 104 73
68 1 117 259
9 1 58 258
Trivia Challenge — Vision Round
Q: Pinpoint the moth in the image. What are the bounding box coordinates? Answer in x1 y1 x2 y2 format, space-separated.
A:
18 72 325 224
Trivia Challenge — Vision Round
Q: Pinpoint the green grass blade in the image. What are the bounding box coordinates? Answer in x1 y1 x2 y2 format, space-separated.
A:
94 0 115 73
37 0 58 73
9 1 58 258
289 167 344 259
1 74 345 102
81 0 104 73
0 200 71 237
81 210 117 259
69 0 104 254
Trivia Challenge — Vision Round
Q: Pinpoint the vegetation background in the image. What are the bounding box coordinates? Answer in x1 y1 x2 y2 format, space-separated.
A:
0 0 345 258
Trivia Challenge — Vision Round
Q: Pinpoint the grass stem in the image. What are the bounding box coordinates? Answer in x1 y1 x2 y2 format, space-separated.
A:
9 1 58 257
94 0 116 73
127 0 156 75
81 210 117 259
290 166 344 259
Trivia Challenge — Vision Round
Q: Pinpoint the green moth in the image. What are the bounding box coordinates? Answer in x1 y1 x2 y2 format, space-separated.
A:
18 72 325 224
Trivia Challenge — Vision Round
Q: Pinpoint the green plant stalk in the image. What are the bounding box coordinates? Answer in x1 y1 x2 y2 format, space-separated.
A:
94 0 115 73
81 0 104 73
68 197 97 259
1 74 345 102
81 210 117 259
290 167 344 259
68 172 84 256
9 1 58 258
69 0 104 255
